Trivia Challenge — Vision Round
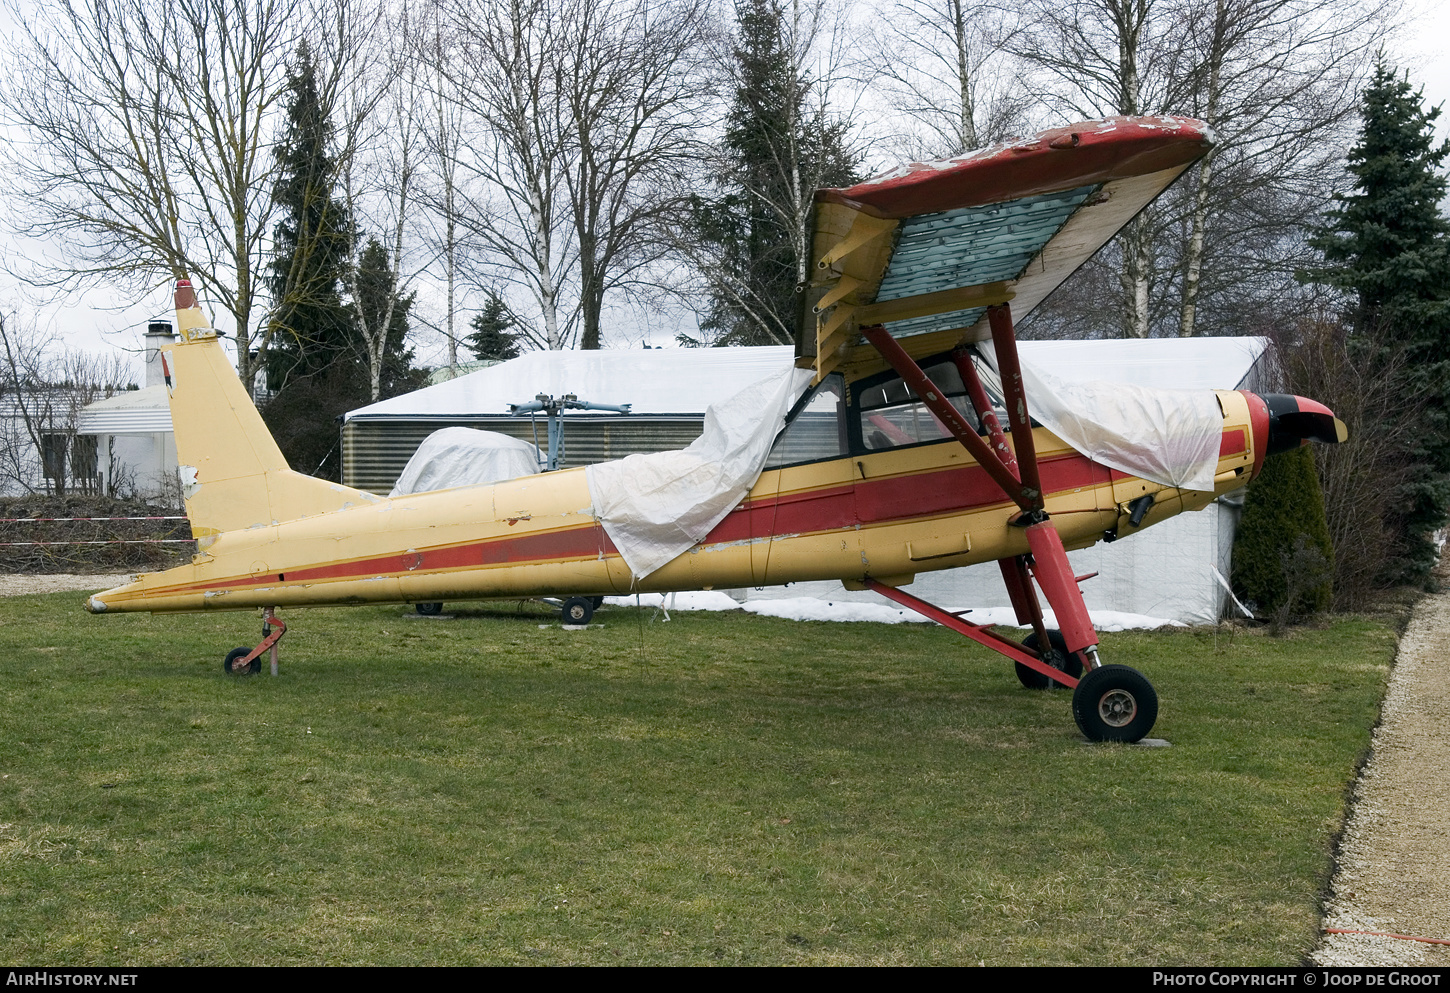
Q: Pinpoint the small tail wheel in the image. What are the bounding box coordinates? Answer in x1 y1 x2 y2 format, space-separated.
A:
560 596 594 624
415 602 444 616
1072 664 1158 742
224 646 260 675
1015 630 1083 689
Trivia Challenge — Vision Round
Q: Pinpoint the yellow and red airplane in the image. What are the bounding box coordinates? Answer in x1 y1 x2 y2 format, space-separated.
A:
86 116 1346 743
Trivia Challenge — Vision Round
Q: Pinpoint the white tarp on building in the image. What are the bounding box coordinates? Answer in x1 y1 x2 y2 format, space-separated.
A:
347 346 797 420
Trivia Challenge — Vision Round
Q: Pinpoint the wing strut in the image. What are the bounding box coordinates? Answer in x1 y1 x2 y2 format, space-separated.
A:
859 303 1100 666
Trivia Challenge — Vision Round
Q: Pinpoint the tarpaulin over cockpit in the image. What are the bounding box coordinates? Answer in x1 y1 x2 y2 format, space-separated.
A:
977 341 1223 493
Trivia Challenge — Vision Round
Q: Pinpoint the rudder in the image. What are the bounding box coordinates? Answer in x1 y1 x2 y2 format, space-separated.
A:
163 279 378 539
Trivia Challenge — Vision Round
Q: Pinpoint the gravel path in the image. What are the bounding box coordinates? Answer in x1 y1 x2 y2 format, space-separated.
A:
0 573 131 597
1312 588 1450 966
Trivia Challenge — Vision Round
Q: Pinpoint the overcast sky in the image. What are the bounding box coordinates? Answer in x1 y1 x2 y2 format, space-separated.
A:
5 0 1450 377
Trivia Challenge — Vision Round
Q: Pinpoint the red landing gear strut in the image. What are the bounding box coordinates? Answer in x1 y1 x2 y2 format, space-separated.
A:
859 305 1158 742
223 607 287 676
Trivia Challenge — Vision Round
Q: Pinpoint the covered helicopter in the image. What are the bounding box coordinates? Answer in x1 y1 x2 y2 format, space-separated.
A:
86 115 1346 743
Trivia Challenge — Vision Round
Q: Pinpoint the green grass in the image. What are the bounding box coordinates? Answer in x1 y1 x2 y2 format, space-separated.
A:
0 591 1394 965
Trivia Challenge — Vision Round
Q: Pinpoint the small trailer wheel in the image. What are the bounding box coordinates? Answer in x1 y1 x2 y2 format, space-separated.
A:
224 646 260 675
560 597 594 625
415 602 444 616
1015 630 1083 690
1072 664 1158 742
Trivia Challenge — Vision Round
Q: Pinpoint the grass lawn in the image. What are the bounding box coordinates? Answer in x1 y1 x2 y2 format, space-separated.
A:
0 590 1395 965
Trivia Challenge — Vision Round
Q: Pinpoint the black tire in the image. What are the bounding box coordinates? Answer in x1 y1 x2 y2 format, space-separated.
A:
415 602 444 616
1072 664 1158 743
224 646 260 675
560 596 594 625
589 596 605 610
1015 630 1084 690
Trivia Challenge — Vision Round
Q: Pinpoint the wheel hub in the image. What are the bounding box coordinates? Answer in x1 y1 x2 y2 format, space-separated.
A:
1097 688 1138 727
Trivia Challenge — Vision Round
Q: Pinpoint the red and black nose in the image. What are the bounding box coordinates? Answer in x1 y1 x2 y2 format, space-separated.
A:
1245 392 1349 463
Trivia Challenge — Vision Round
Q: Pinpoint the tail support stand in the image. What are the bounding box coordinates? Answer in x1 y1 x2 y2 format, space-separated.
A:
234 608 287 675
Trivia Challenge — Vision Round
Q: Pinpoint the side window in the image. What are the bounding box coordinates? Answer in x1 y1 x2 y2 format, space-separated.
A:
764 374 847 468
855 358 975 452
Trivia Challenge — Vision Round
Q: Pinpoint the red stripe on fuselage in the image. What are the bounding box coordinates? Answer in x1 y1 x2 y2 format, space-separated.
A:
161 427 1243 596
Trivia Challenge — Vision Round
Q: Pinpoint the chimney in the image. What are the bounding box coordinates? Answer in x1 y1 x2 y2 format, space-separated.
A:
145 321 175 388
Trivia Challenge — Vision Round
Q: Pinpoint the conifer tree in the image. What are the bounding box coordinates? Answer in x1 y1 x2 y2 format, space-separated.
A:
465 292 521 362
1232 445 1334 623
266 42 355 389
695 0 859 346
1306 61 1450 582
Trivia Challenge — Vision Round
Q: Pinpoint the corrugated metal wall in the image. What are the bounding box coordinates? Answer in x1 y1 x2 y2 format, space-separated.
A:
342 415 705 494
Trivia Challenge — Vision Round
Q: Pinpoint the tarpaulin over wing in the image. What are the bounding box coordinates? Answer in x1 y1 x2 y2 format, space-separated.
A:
587 365 813 580
977 341 1222 492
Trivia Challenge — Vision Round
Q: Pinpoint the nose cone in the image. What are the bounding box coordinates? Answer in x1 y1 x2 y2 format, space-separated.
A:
1249 393 1349 459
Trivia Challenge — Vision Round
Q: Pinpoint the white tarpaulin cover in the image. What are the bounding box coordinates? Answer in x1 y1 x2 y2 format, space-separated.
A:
978 340 1224 492
389 427 542 496
587 365 813 580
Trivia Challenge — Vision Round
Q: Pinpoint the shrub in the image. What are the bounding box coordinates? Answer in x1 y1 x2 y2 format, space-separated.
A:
1232 445 1335 624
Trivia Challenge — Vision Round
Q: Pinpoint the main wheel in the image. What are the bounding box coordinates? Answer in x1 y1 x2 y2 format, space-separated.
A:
1015 630 1083 689
224 646 260 675
589 596 605 610
560 596 594 625
1072 664 1158 743
415 602 444 616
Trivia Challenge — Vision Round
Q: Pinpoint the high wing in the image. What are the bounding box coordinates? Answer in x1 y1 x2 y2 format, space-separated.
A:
800 116 1214 382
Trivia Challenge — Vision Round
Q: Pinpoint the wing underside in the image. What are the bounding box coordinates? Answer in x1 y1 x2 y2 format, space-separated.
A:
801 116 1214 381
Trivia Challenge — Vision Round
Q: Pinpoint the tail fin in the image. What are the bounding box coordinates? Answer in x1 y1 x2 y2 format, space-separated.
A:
165 279 378 540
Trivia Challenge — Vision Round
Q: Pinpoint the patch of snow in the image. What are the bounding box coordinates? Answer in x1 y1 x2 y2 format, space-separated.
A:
602 593 1183 630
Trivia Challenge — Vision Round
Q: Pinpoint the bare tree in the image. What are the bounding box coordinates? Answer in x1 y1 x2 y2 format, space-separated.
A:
435 0 576 350
1273 302 1425 606
1015 0 1195 338
0 310 134 496
554 0 714 349
1015 0 1388 340
435 0 713 351
870 0 1034 157
330 1 425 402
0 0 302 387
1173 0 1387 337
419 14 469 374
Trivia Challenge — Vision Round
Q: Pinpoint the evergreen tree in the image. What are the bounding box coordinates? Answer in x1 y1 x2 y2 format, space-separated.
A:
695 0 859 346
1306 61 1450 582
465 292 521 362
265 42 355 389
1231 445 1334 623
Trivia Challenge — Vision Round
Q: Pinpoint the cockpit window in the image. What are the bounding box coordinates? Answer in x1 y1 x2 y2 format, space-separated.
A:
764 373 847 469
855 357 976 452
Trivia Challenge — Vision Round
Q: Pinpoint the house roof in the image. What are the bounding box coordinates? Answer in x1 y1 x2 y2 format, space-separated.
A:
77 385 172 433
